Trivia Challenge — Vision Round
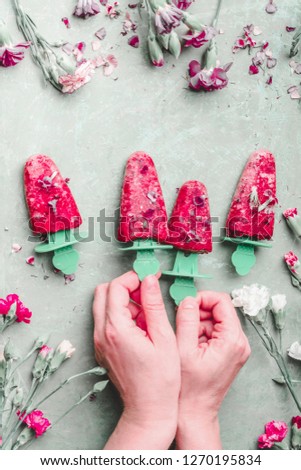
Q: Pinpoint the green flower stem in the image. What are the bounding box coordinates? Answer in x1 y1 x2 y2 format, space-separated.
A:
212 0 223 29
248 318 301 413
7 347 38 382
30 369 107 412
279 330 283 355
50 390 93 427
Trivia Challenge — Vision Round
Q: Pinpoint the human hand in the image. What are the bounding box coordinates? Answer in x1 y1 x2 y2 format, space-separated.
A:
93 271 181 449
175 292 251 449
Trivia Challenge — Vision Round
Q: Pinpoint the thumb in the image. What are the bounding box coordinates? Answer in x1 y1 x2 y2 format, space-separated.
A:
176 297 200 355
140 275 172 343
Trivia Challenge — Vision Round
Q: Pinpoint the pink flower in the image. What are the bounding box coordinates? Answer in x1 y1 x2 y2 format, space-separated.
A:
183 27 217 48
258 420 288 449
39 345 53 358
0 294 32 324
188 60 232 92
283 208 298 219
0 18 30 67
284 251 299 269
17 410 51 437
59 60 95 94
155 4 183 35
73 0 100 19
172 0 193 9
292 416 301 429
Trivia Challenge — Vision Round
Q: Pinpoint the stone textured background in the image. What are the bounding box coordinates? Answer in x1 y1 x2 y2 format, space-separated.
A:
1 0 301 450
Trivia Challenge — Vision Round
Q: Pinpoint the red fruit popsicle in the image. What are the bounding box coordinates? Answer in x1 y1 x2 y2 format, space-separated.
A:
24 155 83 275
167 180 212 253
24 154 82 234
118 151 172 280
224 149 277 276
163 181 212 305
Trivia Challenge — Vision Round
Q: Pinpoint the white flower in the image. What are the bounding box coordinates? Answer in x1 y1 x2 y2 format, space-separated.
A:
271 294 287 313
287 341 301 361
232 284 270 317
57 340 76 358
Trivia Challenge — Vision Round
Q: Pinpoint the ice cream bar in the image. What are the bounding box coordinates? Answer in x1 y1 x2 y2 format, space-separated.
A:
167 180 212 253
163 181 212 305
226 150 276 241
118 151 168 243
224 150 276 276
24 154 82 235
24 154 83 276
118 151 172 280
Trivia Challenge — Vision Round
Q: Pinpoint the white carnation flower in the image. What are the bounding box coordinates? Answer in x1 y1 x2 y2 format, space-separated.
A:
232 284 270 317
287 341 301 361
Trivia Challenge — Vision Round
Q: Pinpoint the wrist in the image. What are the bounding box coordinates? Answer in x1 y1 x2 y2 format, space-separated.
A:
177 402 221 450
104 410 177 450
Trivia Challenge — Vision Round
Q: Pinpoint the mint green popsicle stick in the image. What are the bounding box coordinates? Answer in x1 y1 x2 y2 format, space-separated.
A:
224 236 272 276
35 229 81 275
120 238 173 281
163 251 212 305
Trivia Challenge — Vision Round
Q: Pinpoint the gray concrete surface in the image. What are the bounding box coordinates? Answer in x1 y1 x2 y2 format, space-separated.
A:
1 0 301 450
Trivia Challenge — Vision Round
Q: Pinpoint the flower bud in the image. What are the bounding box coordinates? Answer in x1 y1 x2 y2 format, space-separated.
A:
13 387 24 407
13 427 35 450
93 380 109 393
0 19 13 47
291 416 301 449
283 208 301 237
90 366 107 376
147 33 164 67
0 346 7 390
33 335 50 350
4 338 17 361
48 340 75 374
32 345 54 381
157 32 170 50
271 294 287 329
182 12 203 31
168 31 181 59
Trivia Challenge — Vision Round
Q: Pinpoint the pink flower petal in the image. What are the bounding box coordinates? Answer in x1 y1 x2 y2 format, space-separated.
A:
12 243 22 253
253 26 262 36
91 40 101 51
26 256 35 266
188 60 201 77
95 28 107 40
266 75 273 85
62 42 74 55
61 17 71 29
265 1 277 14
128 35 139 48
286 26 296 32
249 64 259 75
267 57 277 68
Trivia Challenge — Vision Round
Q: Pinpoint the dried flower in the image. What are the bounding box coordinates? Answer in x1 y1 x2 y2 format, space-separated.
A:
183 26 217 48
258 420 288 449
287 341 301 361
0 18 30 67
232 284 270 320
73 0 101 19
17 409 51 437
188 59 232 92
59 60 96 94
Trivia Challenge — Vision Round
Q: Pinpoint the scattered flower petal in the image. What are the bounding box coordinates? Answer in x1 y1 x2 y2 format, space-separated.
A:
91 40 101 51
64 273 76 284
266 75 273 85
59 60 95 94
249 64 259 75
288 341 301 360
267 57 277 68
106 2 121 19
95 27 106 40
12 243 22 253
253 26 262 36
287 85 301 100
73 0 100 19
62 42 74 55
183 27 218 48
289 60 301 74
265 0 277 14
26 256 35 266
128 35 139 48
286 26 296 32
61 17 71 29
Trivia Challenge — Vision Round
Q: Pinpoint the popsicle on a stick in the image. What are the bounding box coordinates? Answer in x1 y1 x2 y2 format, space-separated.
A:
163 180 212 305
224 150 276 275
118 151 172 280
24 154 83 275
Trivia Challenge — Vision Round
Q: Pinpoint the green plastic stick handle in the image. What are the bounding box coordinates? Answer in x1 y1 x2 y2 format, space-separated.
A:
120 239 172 281
224 236 272 276
163 251 212 305
35 230 80 275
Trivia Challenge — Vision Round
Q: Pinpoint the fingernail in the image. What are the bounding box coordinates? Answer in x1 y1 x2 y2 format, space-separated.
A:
181 297 197 309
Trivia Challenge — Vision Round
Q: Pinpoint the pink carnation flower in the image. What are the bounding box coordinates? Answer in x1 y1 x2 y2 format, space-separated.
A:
73 0 100 19
183 27 217 48
155 4 183 35
173 0 193 10
0 19 30 67
292 416 301 429
39 345 53 358
17 410 51 437
283 208 298 219
284 251 299 270
188 59 232 92
0 294 32 324
258 420 288 449
59 60 95 94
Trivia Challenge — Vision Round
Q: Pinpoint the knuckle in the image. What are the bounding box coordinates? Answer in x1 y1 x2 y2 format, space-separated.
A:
104 323 120 345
